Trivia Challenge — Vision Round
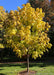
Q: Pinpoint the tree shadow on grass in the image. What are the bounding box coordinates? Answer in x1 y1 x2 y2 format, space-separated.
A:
0 73 6 75
0 63 24 67
0 62 54 68
0 69 3 70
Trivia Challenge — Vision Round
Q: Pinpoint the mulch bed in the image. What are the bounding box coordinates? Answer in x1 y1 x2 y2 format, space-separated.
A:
18 70 37 75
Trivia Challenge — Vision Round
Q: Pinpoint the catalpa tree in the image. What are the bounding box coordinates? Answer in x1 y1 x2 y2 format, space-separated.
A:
0 6 7 48
3 3 52 73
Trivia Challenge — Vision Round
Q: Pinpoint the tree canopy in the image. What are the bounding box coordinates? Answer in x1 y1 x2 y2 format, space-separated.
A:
0 6 7 48
3 3 52 59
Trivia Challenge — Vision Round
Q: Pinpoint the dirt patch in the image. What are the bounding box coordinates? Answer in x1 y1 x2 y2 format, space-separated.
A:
18 70 37 75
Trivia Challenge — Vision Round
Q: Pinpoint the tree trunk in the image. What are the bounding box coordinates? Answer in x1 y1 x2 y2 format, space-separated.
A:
27 52 29 73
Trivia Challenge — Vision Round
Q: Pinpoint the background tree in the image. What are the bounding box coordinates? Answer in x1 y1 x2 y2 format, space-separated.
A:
3 3 52 73
29 0 50 12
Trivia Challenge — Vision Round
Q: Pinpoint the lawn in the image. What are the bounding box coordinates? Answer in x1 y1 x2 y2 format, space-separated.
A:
0 61 54 75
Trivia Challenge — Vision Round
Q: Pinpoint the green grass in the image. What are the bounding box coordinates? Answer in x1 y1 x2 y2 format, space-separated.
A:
0 62 54 75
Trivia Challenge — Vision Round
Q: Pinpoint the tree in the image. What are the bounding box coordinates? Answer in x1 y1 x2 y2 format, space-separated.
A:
3 3 52 73
29 0 50 12
0 6 7 61
0 6 6 48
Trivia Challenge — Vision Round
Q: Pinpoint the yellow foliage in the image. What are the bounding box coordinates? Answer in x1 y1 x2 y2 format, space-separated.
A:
0 44 4 48
3 3 52 59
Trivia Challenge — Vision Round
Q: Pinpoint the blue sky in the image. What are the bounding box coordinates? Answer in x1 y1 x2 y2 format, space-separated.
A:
0 0 28 12
0 0 51 12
